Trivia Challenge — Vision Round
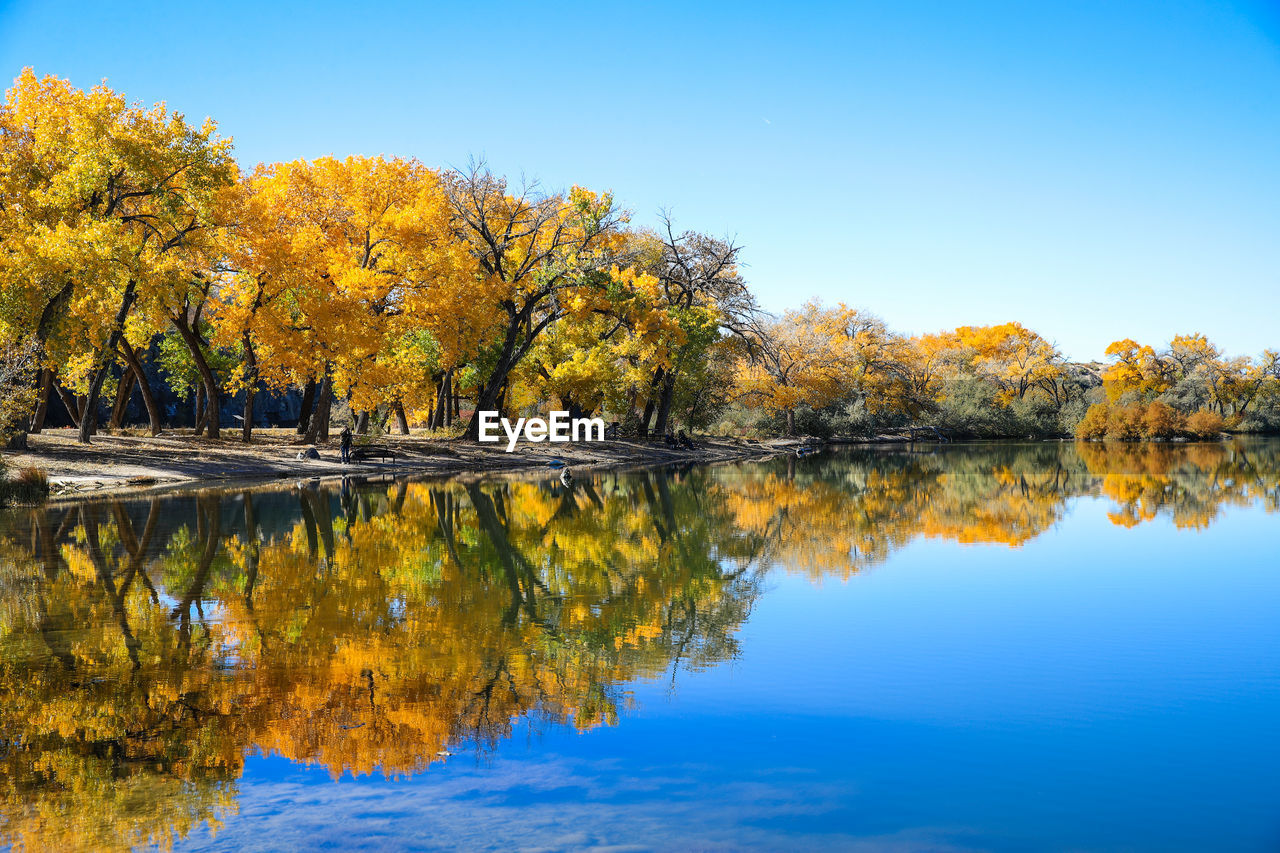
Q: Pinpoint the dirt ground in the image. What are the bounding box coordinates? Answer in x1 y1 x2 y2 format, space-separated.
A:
2 427 788 498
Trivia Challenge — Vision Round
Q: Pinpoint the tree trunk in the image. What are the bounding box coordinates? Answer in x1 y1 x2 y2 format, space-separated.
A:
119 339 162 436
171 316 221 439
79 281 137 444
652 370 677 437
430 371 447 430
463 312 531 439
785 408 796 436
55 382 81 429
29 368 53 433
393 400 410 434
446 370 457 427
194 386 206 436
495 382 508 420
429 375 442 430
464 380 502 437
317 387 332 441
302 372 332 444
110 368 137 428
296 378 317 435
639 368 664 438
241 387 255 442
355 409 369 435
241 334 258 443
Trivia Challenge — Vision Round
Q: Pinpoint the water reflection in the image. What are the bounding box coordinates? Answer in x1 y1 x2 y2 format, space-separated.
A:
0 440 1277 851
722 440 1280 578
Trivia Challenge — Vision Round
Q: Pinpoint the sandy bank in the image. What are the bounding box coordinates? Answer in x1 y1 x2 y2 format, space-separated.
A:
2 428 789 499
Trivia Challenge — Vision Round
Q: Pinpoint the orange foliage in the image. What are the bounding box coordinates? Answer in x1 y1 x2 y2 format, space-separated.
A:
1185 409 1224 439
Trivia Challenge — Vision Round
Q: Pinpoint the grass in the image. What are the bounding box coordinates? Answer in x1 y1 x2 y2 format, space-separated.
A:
0 465 50 505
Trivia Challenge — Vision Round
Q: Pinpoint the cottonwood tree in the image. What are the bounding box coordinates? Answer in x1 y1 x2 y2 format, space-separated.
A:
0 69 235 443
444 163 625 438
636 215 752 437
736 301 914 435
216 155 484 442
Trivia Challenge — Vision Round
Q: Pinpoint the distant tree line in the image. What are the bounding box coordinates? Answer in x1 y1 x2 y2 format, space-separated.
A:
2 69 1277 447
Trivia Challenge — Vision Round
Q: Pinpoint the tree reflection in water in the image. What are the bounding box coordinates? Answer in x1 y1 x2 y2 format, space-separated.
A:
0 440 1277 851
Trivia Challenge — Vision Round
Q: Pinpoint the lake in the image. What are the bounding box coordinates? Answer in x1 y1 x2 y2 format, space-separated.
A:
1 440 1278 852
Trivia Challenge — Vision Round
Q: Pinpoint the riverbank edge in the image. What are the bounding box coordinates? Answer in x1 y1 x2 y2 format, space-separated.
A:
4 431 808 503
9 429 1250 504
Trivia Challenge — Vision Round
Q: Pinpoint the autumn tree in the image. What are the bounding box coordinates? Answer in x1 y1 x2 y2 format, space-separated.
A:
1102 338 1173 402
444 163 626 438
0 69 235 443
735 306 831 435
1099 333 1279 427
518 263 679 420
950 323 1069 406
736 301 912 435
635 216 753 437
214 155 486 442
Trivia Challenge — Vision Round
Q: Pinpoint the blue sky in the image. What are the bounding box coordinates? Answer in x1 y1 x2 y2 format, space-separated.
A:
2 0 1277 360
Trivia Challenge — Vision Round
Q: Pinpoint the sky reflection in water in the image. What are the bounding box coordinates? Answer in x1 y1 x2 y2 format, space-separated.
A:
1 440 1279 851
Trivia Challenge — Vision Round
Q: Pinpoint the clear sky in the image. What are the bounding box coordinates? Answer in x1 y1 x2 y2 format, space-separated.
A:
2 0 1277 360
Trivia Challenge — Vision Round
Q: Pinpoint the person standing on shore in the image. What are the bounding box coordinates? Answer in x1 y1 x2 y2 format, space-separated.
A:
339 426 353 464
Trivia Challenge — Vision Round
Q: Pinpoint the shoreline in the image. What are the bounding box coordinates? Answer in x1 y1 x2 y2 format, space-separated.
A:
5 429 1251 503
2 428 793 501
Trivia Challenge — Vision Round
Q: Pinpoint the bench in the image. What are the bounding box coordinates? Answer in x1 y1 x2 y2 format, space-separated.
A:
351 445 396 462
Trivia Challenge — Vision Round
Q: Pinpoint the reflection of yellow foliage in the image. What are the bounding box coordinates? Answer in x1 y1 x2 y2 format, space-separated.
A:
1078 442 1258 530
214 155 496 412
2 440 1279 849
0 473 765 849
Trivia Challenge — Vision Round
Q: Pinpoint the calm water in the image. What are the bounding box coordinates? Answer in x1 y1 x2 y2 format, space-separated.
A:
2 440 1279 852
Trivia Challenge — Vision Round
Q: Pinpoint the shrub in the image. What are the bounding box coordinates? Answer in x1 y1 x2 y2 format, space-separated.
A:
1055 396 1090 436
1184 409 1224 440
1141 400 1183 439
0 465 50 505
830 399 881 438
1106 404 1145 441
931 379 1015 438
789 405 835 439
16 466 47 488
1238 409 1280 434
1008 394 1063 437
1075 403 1110 439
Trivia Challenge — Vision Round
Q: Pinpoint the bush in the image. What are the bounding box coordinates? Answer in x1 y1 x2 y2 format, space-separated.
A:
1106 404 1145 441
1008 394 1063 437
1055 395 1090 436
789 405 836 439
1075 403 1110 439
1184 409 1224 440
930 379 1015 438
16 465 47 489
1237 409 1280 434
0 465 50 505
1141 401 1183 439
829 399 881 438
